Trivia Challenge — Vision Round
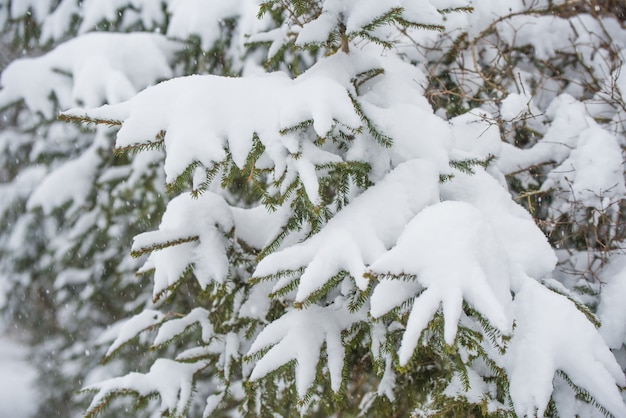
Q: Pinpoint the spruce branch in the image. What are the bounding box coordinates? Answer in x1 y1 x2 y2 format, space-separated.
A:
348 92 393 147
131 236 200 258
58 112 122 127
556 371 616 418
449 155 496 175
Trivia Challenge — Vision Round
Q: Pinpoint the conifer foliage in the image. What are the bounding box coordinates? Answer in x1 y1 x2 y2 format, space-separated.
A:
1 1 625 417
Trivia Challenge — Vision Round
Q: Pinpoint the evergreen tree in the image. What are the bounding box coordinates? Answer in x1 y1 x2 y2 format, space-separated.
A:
1 1 625 417
0 1 264 415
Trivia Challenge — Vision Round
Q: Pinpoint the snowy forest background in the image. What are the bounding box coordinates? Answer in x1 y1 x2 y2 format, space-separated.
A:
0 0 625 417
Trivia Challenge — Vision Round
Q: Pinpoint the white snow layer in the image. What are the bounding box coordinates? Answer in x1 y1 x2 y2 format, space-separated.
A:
85 358 207 416
506 277 626 418
63 50 449 197
65 60 362 196
598 255 626 349
78 0 166 35
441 169 557 282
295 0 445 46
47 9 626 415
166 0 243 50
254 159 440 298
27 128 107 215
370 201 512 363
153 308 213 347
134 191 290 299
247 304 360 397
498 93 626 214
104 310 164 359
0 32 177 118
0 334 38 418
134 192 234 297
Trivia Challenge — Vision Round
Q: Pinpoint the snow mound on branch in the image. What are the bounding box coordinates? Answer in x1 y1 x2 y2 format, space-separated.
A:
542 126 625 211
26 128 106 215
295 0 446 46
134 192 234 297
134 190 289 299
370 201 513 363
247 304 361 397
78 0 166 34
10 0 166 40
153 308 213 347
499 94 626 212
0 32 176 118
499 93 537 121
8 0 53 21
64 53 377 203
498 94 592 175
597 255 626 349
441 169 557 283
253 159 440 299
167 0 245 51
231 204 290 250
449 110 502 161
506 277 626 418
39 0 79 41
103 310 164 360
85 358 207 417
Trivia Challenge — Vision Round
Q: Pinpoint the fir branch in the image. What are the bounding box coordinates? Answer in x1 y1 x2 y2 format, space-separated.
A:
442 33 469 66
191 163 222 198
348 92 393 147
482 356 510 401
398 312 446 373
150 323 201 351
250 267 304 285
166 160 203 194
265 42 293 69
464 303 509 355
359 8 403 34
398 19 445 32
439 173 455 183
256 226 292 261
438 7 475 15
556 371 616 418
131 236 199 258
353 68 385 94
293 270 349 309
175 348 215 364
269 276 300 299
58 112 122 127
352 31 394 50
377 292 421 323
248 357 298 386
256 1 273 19
449 154 495 175
135 267 156 277
82 388 160 418
453 363 471 392
279 119 314 135
348 280 374 313
102 333 157 365
153 264 195 304
113 131 166 155
363 271 417 282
